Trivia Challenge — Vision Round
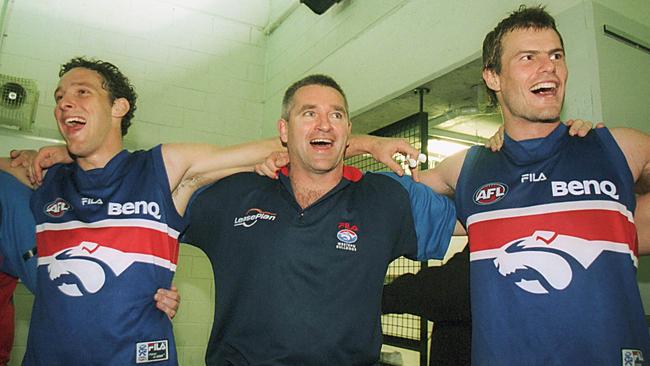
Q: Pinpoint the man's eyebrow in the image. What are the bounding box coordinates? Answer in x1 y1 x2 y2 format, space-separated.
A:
295 104 347 114
296 104 317 113
515 47 564 55
331 105 346 113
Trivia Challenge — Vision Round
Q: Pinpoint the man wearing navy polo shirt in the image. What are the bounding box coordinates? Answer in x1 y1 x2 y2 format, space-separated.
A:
183 74 457 365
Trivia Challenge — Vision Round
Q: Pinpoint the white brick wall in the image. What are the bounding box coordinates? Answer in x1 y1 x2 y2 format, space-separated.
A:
0 0 268 148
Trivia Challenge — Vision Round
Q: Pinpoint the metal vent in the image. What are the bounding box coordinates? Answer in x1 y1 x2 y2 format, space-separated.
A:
0 74 39 131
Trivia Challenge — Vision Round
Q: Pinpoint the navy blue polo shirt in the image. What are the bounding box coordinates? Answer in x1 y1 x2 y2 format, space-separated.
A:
183 167 455 365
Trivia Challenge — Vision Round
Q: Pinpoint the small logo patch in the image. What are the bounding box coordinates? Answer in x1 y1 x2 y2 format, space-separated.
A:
336 222 359 252
44 198 72 217
136 340 168 363
622 349 644 366
473 182 508 205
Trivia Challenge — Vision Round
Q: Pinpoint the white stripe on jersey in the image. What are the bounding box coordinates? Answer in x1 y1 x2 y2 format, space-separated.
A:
467 199 633 227
35 218 181 238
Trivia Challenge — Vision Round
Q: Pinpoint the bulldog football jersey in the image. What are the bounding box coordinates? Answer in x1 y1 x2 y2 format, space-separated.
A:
455 125 649 365
24 146 186 365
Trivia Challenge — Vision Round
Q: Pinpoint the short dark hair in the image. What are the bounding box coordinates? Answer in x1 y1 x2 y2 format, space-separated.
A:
281 74 348 121
482 5 564 104
59 57 137 136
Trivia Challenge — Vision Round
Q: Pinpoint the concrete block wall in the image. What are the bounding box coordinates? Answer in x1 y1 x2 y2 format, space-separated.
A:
262 0 650 136
0 0 269 148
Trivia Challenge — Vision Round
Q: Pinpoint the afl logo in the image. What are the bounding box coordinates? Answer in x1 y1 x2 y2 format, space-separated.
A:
45 198 72 217
473 182 508 205
337 229 358 244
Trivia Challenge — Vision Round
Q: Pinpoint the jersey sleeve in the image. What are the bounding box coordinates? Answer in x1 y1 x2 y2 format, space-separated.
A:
0 171 37 293
377 172 456 261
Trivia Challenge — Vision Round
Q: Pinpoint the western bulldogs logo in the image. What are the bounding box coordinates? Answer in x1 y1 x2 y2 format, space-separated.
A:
40 241 143 297
44 198 72 218
475 230 632 294
336 222 359 252
337 229 358 244
474 182 508 205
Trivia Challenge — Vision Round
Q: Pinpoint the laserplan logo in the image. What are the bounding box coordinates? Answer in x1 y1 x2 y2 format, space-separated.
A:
233 208 277 228
551 179 619 200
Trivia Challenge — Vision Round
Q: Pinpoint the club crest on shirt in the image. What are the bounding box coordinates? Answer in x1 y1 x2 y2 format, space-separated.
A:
40 241 149 297
473 182 508 205
44 198 73 218
336 222 359 252
474 230 632 294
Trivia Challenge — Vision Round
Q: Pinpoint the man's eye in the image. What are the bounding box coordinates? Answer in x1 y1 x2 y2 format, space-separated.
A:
521 54 533 61
551 53 563 60
331 112 343 119
304 111 315 117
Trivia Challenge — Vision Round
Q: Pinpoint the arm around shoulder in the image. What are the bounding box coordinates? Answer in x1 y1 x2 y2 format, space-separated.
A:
418 149 468 197
609 128 650 193
163 138 284 213
0 157 32 187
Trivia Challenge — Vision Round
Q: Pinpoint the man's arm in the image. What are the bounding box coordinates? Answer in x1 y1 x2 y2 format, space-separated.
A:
609 128 650 193
0 158 32 187
163 138 284 214
636 193 650 255
418 149 467 197
166 135 423 214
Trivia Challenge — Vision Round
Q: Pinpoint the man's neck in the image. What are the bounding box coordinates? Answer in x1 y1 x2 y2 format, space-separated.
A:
289 167 343 209
504 118 561 141
76 144 124 171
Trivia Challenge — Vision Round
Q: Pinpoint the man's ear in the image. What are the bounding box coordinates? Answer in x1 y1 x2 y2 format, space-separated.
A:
278 119 289 144
482 68 500 93
112 98 130 118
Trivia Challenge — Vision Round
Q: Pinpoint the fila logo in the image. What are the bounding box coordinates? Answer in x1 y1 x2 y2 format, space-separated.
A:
108 201 161 219
81 197 103 205
136 340 169 363
44 198 72 218
551 180 619 200
521 172 547 183
473 182 508 205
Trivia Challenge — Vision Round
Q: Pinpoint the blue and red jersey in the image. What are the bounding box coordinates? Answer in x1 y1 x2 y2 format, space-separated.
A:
456 124 649 365
24 146 186 365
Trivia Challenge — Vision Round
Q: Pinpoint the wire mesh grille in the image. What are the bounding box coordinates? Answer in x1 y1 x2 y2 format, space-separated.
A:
345 112 427 343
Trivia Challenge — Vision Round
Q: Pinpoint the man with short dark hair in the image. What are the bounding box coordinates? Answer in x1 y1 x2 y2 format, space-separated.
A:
182 74 458 365
419 5 650 365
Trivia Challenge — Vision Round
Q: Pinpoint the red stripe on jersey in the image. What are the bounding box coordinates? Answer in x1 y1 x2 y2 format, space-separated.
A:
36 226 179 264
468 209 638 255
